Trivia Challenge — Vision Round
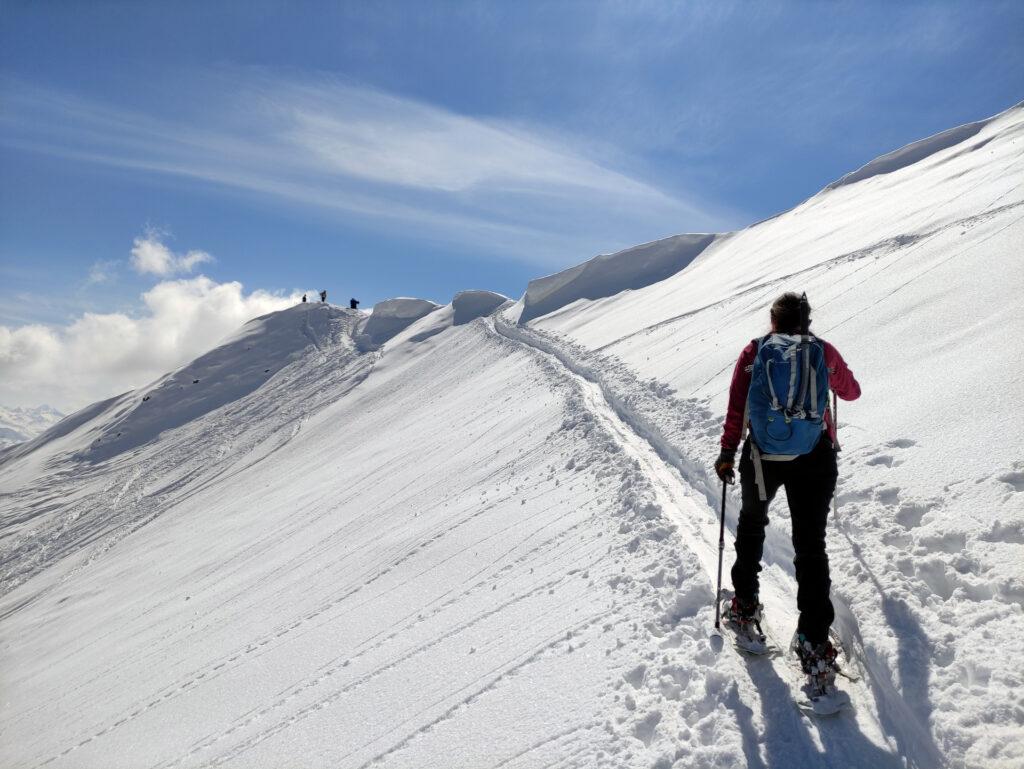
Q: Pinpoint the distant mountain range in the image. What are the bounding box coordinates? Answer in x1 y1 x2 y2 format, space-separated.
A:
0 405 64 448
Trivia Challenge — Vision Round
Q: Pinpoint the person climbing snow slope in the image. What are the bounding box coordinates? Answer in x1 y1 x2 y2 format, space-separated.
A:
714 292 861 691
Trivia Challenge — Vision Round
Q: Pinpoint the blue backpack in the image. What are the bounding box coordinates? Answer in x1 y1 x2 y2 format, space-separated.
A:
746 334 830 457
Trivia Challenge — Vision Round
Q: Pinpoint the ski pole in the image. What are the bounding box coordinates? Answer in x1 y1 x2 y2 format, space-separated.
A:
714 476 729 630
832 391 839 518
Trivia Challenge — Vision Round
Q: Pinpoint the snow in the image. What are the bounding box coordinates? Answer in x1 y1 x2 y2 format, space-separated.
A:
512 101 1024 768
823 109 1006 191
452 290 510 325
356 297 441 350
520 233 721 323
2 102 1023 769
0 404 63 448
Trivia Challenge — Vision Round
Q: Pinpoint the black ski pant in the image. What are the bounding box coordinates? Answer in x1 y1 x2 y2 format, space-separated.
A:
731 435 837 645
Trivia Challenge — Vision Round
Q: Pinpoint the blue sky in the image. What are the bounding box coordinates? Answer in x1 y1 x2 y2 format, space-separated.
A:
1 1 1022 409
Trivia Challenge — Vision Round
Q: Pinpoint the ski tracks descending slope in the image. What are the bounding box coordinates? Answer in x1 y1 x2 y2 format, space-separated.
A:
492 317 936 769
6 320 771 769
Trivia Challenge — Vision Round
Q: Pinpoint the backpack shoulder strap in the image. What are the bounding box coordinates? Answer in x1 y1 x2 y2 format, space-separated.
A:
745 337 762 372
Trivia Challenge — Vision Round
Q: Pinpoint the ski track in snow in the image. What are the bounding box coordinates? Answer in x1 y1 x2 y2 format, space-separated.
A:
507 114 1024 768
5 306 903 769
3 104 1023 769
3 313 716 768
491 318 916 769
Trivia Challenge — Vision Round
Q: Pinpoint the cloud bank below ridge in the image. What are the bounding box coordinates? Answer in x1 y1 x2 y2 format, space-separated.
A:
0 274 301 411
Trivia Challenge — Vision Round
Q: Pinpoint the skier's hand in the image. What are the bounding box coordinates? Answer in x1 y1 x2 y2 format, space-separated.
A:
715 449 737 484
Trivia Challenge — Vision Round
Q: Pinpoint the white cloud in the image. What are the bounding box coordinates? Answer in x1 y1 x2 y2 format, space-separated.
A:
0 276 301 411
0 74 744 265
85 259 119 285
130 232 213 276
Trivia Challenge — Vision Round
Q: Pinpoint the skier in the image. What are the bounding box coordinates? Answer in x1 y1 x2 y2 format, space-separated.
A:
302 294 307 303
714 292 860 687
319 290 327 303
349 298 360 310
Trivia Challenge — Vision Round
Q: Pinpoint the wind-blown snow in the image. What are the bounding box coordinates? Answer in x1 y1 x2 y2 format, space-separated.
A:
823 109 1007 190
2 102 1023 769
452 290 510 325
520 233 720 323
356 297 441 350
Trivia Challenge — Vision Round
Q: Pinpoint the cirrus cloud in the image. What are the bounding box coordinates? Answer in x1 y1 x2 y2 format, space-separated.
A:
0 72 744 267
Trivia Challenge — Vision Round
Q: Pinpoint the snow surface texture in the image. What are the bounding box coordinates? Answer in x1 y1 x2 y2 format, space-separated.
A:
0 404 63 448
452 290 511 326
355 297 440 350
825 114 994 190
2 103 1023 769
513 102 1024 768
520 234 720 324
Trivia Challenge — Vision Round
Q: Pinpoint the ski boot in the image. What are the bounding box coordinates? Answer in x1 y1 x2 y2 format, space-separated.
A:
722 595 767 654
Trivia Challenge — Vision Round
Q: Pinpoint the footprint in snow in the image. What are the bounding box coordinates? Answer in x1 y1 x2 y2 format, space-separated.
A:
886 438 917 449
996 470 1024 493
866 454 896 468
896 500 936 529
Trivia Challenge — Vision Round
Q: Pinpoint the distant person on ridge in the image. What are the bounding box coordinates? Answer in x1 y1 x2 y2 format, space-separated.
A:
319 290 327 303
350 298 360 310
714 292 861 689
302 294 307 303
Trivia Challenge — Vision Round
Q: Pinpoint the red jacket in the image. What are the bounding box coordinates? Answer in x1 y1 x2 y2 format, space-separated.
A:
721 337 861 451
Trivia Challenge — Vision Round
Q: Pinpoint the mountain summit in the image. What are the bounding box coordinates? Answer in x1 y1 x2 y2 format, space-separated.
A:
2 103 1022 769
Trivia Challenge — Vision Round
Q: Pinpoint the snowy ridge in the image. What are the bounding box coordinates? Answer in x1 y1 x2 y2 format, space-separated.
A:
1 103 1023 768
0 303 374 594
521 101 1024 768
3 316 715 768
824 106 1014 191
520 233 722 323
355 297 440 350
452 290 510 325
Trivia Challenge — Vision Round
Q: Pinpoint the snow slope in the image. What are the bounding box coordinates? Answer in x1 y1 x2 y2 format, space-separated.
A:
519 234 721 323
355 297 440 350
1 103 1022 769
452 290 511 326
511 100 1024 768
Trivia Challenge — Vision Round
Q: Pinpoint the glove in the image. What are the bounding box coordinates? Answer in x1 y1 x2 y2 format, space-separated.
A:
715 448 737 484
